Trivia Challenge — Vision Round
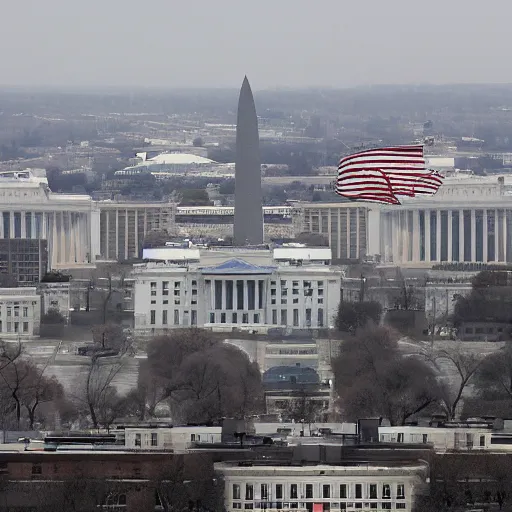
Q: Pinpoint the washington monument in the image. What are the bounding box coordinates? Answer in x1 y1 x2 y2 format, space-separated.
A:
233 76 263 246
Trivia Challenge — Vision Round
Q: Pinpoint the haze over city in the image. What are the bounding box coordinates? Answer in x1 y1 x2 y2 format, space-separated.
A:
2 0 512 89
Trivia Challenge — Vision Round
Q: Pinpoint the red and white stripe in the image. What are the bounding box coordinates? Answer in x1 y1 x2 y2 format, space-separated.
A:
335 145 443 205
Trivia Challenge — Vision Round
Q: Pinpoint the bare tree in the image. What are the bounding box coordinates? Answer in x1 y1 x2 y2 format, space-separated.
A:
74 355 124 428
19 361 63 429
428 343 484 419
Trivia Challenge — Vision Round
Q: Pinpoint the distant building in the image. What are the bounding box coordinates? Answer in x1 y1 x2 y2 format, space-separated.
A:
39 281 70 321
97 201 176 261
0 287 40 337
216 459 428 512
0 238 48 284
292 203 368 261
133 246 342 334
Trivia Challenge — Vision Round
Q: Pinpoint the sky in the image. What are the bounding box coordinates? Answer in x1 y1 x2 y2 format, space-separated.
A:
2 0 511 90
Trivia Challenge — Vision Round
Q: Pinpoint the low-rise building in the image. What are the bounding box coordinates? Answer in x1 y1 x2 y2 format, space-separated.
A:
0 287 40 337
39 281 70 321
215 459 429 512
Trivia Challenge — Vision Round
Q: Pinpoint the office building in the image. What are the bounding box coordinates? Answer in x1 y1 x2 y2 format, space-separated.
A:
0 238 48 284
98 201 176 261
216 459 428 512
292 203 368 261
0 287 41 337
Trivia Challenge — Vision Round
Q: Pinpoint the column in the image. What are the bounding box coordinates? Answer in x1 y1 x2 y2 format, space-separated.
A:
356 208 361 258
459 209 464 262
495 209 499 262
346 209 351 259
60 212 66 265
210 281 215 311
471 209 476 262
31 212 35 240
124 208 129 261
391 212 399 263
401 212 408 263
52 213 58 267
134 209 139 258
447 210 453 262
436 210 441 263
425 210 431 262
9 212 14 238
115 209 119 260
243 280 248 311
0 213 4 239
222 280 226 310
412 211 420 262
21 212 26 238
483 209 488 262
504 210 508 262
255 280 259 312
143 209 148 237
42 212 47 239
105 211 110 259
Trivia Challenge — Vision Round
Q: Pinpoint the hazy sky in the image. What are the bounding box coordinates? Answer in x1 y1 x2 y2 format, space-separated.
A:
2 0 511 89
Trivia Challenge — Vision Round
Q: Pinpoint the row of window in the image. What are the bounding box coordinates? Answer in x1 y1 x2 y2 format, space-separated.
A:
0 321 31 334
233 483 405 501
1 306 31 317
150 309 198 326
271 308 324 327
232 502 406 510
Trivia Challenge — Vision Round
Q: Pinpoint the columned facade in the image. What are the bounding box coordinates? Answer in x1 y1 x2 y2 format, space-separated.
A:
98 202 176 261
380 206 512 265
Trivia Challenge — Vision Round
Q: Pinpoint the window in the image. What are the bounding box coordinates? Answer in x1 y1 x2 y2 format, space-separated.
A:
244 505 254 510
221 313 226 324
150 282 157 296
261 484 268 500
355 484 362 499
323 484 331 499
151 433 158 446
253 313 259 323
340 484 347 499
290 484 298 499
397 432 404 443
150 310 156 325
209 312 215 323
22 307 28 317
292 281 299 287
480 435 486 447
276 484 283 500
382 484 391 499
369 484 377 499
233 504 242 509
306 484 313 498
162 281 169 295
163 300 168 305
242 313 248 324
381 504 391 510
192 280 197 286
6 308 11 317
396 504 406 509
318 308 324 327
272 310 277 324
293 309 299 326
280 310 287 325
135 433 141 447
233 484 241 500
232 312 237 323
174 289 180 296
174 282 181 288
23 322 28 333
396 484 405 499
32 464 42 475
423 434 428 444
162 310 168 325
245 484 253 500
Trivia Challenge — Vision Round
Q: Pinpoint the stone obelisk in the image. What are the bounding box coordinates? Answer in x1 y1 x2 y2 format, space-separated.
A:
233 76 263 246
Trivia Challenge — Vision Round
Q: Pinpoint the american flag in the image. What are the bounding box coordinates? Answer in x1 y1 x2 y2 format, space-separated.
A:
335 145 443 205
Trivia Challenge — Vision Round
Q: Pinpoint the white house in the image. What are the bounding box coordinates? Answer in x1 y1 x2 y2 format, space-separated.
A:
133 247 342 334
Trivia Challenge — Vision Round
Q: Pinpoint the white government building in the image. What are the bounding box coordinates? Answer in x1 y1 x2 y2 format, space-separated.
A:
7 168 512 273
132 246 342 333
216 459 428 512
